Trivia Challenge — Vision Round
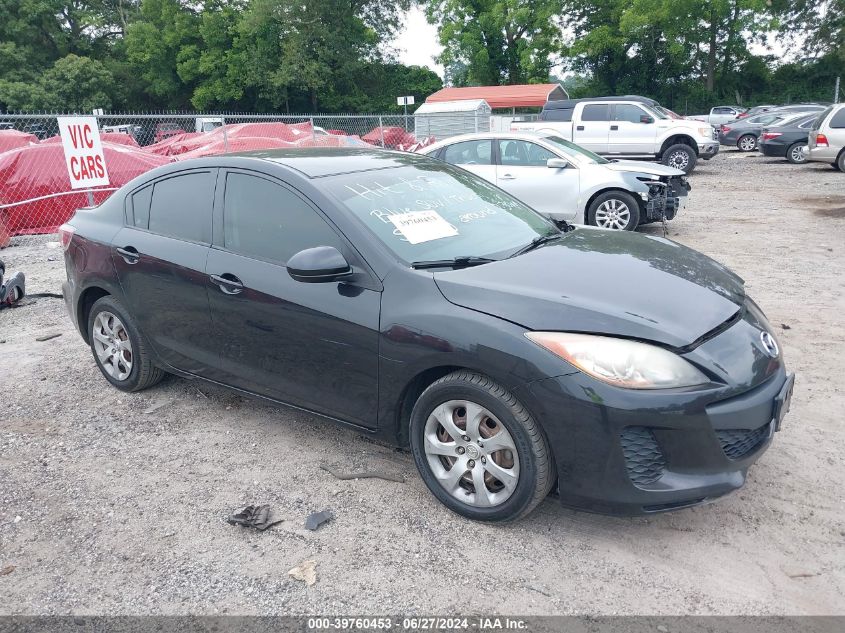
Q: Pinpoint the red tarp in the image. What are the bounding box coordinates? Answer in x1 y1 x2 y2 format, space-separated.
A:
0 130 39 153
174 133 369 161
0 143 172 239
144 132 205 156
361 126 416 148
43 132 141 148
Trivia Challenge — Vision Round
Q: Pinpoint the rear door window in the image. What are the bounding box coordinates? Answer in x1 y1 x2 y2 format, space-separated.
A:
222 172 343 264
131 185 152 229
498 140 556 167
830 108 845 129
581 104 610 121
147 171 214 243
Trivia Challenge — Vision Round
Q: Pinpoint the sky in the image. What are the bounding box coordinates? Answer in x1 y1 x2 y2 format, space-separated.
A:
393 6 444 77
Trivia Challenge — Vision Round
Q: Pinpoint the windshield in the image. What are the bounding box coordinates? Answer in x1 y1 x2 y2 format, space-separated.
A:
323 164 557 265
540 135 609 164
642 104 668 120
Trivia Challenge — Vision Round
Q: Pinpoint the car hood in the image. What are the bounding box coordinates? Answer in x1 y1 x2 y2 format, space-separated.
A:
433 228 745 349
603 160 684 178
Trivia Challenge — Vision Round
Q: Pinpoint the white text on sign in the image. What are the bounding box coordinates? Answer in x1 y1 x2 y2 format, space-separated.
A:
57 116 110 189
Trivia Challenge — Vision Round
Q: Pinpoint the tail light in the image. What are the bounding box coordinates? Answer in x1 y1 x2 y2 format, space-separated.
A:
815 133 829 147
721 125 731 133
59 224 75 251
761 132 781 141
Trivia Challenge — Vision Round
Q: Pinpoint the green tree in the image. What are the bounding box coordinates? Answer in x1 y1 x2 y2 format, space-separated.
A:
425 0 562 85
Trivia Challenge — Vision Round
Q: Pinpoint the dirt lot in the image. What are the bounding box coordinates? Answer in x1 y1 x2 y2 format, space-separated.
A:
1 149 844 616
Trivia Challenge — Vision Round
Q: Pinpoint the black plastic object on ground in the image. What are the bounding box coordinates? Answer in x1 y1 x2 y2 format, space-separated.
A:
304 510 334 531
226 504 282 531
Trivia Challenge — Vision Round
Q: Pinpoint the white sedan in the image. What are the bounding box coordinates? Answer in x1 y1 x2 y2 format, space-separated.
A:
418 132 689 230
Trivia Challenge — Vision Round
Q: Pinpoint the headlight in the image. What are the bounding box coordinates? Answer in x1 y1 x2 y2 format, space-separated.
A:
698 127 713 138
525 332 709 389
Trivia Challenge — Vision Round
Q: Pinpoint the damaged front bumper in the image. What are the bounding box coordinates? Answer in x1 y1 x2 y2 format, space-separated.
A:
641 176 690 223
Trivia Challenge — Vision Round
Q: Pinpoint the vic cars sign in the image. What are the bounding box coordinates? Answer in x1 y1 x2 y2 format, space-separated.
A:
58 116 110 189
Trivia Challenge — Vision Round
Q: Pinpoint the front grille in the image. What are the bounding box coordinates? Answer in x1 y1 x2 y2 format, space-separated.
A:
716 423 771 460
620 427 666 487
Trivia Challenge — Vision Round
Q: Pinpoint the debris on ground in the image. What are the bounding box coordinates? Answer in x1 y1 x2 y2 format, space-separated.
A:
0 565 15 576
143 398 172 415
781 323 792 330
304 510 334 531
320 463 405 483
288 560 317 586
35 333 61 342
226 504 282 531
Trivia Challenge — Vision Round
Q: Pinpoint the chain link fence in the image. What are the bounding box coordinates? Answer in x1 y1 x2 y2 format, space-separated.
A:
0 111 508 256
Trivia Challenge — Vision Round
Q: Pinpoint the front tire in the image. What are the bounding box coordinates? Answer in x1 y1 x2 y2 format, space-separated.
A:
409 370 555 522
587 191 641 231
88 295 165 392
737 134 757 151
661 143 697 173
785 142 808 164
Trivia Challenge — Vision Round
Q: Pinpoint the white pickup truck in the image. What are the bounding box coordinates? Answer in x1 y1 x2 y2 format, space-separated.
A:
687 106 747 126
511 96 719 173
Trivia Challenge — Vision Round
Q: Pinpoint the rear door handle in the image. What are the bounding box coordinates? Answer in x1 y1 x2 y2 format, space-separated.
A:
610 125 619 131
115 246 140 264
576 125 585 131
500 173 516 180
210 273 244 295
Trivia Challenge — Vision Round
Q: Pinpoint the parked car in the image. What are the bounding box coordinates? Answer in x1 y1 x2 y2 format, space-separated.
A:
60 148 793 521
23 122 50 140
196 117 224 133
154 122 186 143
418 132 689 231
759 113 818 164
688 106 747 126
511 96 719 173
807 103 845 171
0 122 15 131
719 111 800 151
738 105 777 119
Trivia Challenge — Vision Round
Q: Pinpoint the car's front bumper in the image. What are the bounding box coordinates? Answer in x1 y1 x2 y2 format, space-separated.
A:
520 364 793 516
698 141 719 159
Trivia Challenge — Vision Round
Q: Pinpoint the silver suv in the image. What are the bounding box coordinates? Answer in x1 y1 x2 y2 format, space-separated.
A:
807 104 845 171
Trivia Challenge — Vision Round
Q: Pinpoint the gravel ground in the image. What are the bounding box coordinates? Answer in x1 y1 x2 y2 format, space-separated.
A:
1 149 844 616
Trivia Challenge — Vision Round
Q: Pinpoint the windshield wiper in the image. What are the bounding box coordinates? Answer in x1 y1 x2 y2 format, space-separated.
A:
508 232 563 258
411 256 496 270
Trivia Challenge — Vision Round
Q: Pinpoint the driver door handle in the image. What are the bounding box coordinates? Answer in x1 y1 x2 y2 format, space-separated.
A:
209 273 244 295
610 125 619 130
500 173 516 180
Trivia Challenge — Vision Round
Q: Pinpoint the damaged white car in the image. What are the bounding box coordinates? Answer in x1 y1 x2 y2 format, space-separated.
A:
418 132 690 231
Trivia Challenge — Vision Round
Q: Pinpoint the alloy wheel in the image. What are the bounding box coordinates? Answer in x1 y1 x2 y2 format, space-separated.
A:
92 311 133 381
594 198 632 230
790 144 808 163
423 400 520 508
739 135 757 151
667 150 690 170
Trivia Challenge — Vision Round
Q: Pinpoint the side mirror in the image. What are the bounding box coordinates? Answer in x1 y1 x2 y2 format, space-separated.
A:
547 157 569 168
640 115 654 124
287 246 352 283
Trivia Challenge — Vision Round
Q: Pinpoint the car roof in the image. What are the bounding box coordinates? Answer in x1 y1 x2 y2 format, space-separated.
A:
226 147 435 178
419 131 564 152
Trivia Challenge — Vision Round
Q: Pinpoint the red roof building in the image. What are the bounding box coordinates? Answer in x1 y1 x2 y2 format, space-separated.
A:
425 84 568 109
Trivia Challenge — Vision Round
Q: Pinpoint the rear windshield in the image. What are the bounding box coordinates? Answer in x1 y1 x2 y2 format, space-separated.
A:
322 164 555 265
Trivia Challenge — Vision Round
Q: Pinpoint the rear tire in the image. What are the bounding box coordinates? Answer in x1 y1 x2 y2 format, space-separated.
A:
737 134 757 151
785 142 808 164
409 370 555 522
661 143 697 173
837 152 845 172
587 191 641 231
87 295 165 392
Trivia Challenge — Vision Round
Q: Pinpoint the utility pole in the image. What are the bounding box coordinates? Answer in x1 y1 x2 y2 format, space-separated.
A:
835 76 841 104
397 96 414 131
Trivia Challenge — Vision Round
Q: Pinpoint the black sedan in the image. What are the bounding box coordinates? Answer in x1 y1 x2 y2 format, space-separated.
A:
719 112 790 151
59 148 794 522
759 113 818 164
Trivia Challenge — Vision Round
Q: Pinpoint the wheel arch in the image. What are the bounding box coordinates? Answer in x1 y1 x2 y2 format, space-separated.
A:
77 286 111 344
394 365 464 447
584 187 644 217
659 135 698 157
